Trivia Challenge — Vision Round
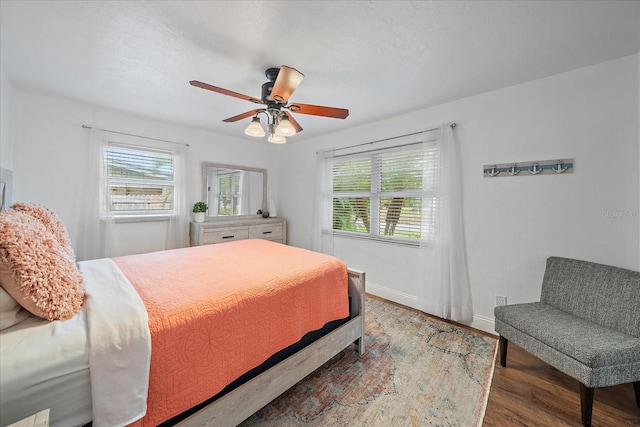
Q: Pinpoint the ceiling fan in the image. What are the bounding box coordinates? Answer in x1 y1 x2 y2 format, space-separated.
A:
190 65 349 143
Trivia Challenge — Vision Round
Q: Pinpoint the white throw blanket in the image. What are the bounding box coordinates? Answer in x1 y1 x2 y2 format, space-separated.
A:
80 258 151 427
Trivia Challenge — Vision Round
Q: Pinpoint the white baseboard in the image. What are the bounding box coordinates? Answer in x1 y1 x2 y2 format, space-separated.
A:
469 314 497 336
366 282 498 336
366 282 420 311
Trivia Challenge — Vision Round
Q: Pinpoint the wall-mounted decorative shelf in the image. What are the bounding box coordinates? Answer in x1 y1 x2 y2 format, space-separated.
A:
483 158 574 177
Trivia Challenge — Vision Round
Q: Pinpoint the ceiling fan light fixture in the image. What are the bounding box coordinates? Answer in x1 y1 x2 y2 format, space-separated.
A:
268 133 286 144
244 117 265 137
275 116 296 136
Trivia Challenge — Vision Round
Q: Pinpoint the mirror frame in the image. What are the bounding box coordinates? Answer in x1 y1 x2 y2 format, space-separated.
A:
202 162 267 218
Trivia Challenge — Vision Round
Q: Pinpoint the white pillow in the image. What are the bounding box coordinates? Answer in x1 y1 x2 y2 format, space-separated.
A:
0 285 30 330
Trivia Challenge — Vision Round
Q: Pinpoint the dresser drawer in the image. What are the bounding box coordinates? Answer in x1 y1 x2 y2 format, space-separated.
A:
191 218 286 247
249 223 283 240
200 226 249 245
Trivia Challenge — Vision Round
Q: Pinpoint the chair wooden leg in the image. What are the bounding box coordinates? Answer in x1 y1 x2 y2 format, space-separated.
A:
634 381 640 407
580 383 594 427
498 336 508 367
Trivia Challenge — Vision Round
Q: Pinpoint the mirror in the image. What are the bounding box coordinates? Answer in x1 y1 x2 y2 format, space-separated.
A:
202 162 267 217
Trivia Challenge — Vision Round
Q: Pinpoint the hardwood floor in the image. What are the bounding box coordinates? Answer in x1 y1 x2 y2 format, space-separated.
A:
483 342 640 426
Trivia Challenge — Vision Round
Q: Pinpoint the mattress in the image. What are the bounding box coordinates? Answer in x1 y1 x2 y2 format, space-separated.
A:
0 309 92 427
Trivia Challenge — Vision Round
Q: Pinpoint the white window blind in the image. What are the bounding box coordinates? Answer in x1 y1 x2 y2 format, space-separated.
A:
326 142 439 243
103 143 177 217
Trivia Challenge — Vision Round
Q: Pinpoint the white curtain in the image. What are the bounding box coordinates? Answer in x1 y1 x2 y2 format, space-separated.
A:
311 150 334 255
165 141 189 250
77 129 116 260
420 124 473 322
77 129 189 260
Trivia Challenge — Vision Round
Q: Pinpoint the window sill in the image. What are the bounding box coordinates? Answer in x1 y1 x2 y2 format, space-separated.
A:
108 214 174 224
332 230 430 248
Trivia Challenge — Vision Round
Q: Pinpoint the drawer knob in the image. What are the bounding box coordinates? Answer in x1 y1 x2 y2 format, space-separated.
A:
262 231 272 234
222 235 235 239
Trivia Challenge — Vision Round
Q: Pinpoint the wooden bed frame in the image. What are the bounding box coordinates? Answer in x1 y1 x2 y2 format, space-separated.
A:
176 268 366 427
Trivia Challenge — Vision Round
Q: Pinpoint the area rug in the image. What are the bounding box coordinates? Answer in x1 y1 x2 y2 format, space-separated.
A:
240 296 498 426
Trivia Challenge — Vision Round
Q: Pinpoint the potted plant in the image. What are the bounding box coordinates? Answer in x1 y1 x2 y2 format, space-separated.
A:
193 201 207 223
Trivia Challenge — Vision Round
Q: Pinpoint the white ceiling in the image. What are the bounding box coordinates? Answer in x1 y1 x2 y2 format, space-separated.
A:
1 1 639 142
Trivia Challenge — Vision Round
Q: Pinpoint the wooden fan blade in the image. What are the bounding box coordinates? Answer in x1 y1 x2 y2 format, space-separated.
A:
270 66 304 104
223 109 266 123
190 80 263 104
287 103 349 119
283 111 303 133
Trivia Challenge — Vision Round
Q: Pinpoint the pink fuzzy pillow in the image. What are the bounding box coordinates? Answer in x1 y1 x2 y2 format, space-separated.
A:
0 208 84 321
11 202 75 260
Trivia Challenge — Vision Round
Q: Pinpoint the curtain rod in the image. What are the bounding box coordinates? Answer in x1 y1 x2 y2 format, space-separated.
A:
317 123 455 155
81 125 189 147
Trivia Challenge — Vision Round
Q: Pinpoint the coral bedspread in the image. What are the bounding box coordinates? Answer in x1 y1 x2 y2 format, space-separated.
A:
113 239 349 427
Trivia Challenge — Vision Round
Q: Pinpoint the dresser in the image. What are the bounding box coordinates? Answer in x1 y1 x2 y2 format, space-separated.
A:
190 217 286 246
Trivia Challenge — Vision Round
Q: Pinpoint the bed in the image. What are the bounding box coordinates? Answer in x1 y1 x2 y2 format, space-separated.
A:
0 204 365 427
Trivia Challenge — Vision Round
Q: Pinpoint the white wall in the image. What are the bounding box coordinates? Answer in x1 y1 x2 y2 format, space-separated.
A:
277 54 640 333
1 66 15 170
9 89 280 257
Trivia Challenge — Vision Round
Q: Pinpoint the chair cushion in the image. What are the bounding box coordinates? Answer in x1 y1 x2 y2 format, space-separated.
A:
495 302 640 368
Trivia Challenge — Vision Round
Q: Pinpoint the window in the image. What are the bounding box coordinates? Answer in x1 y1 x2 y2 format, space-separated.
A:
214 170 243 215
326 143 438 243
103 143 177 217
